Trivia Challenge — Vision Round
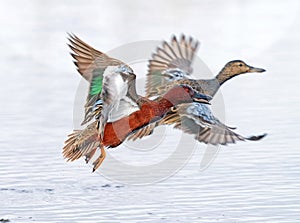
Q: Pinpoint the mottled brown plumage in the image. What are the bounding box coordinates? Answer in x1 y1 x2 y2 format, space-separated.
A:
129 35 266 143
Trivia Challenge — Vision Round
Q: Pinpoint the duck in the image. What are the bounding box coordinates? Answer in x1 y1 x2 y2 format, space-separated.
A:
63 35 211 171
128 35 267 143
63 84 211 171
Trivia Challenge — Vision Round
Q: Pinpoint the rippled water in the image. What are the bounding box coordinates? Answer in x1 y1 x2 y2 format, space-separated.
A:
1 0 300 222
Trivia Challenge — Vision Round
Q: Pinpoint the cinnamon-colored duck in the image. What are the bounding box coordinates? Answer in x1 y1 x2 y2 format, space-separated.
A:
63 35 211 171
63 85 209 171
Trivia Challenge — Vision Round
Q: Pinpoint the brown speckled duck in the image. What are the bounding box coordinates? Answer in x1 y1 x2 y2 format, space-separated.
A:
129 35 267 144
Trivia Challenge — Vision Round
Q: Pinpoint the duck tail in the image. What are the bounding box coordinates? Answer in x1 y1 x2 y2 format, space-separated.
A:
62 121 100 163
245 133 267 141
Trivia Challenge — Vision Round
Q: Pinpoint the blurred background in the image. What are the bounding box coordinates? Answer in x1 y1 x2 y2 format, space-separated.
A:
1 0 300 222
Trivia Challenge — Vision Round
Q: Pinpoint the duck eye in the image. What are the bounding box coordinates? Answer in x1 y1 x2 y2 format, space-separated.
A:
182 86 192 94
239 63 243 67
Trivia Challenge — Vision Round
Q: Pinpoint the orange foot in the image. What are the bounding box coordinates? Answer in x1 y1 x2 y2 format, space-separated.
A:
92 146 106 172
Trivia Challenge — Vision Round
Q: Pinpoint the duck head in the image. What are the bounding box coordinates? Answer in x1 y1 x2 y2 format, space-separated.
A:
163 85 211 105
217 60 265 84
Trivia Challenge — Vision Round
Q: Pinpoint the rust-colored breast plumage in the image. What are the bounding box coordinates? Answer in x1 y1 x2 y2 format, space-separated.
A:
102 101 161 147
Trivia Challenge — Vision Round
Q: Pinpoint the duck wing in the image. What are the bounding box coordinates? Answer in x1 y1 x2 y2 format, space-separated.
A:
161 103 267 145
146 34 199 97
127 123 156 141
129 103 266 143
65 35 140 164
68 34 136 125
128 35 200 140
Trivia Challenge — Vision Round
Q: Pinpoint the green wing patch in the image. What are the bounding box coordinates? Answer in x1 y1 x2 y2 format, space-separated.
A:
90 68 104 96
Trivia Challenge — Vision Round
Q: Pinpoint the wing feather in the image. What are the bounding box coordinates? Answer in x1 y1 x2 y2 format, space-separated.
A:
146 34 199 97
68 34 127 125
157 103 266 145
127 123 156 141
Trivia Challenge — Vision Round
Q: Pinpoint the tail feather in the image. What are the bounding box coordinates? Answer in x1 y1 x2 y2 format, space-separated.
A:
62 121 100 162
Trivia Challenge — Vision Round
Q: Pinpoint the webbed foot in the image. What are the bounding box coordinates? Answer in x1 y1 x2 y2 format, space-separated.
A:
92 146 106 172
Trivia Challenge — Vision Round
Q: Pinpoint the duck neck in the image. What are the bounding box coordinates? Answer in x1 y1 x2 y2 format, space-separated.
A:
158 86 193 111
202 69 237 97
215 67 236 86
154 97 176 116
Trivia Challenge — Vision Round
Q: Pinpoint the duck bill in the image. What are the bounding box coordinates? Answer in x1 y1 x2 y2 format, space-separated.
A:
249 66 266 73
193 93 212 104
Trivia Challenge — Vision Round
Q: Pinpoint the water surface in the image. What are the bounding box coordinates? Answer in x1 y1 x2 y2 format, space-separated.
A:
1 0 300 222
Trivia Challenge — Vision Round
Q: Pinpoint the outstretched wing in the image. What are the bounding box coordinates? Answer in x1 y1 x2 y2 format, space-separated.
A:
65 35 141 165
68 34 125 125
130 102 266 144
146 34 199 97
162 103 267 145
128 35 200 141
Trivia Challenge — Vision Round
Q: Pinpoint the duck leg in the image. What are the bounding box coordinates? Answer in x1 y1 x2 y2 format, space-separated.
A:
92 145 106 172
85 147 97 163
